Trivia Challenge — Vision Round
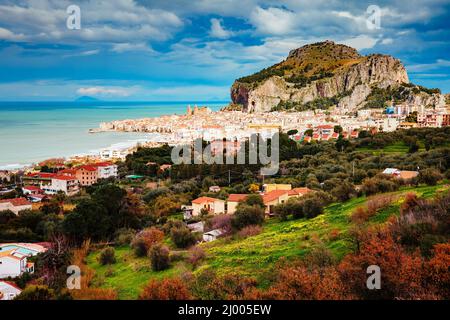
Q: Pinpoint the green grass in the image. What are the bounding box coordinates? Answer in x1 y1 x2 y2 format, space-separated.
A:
201 184 448 279
86 246 189 300
86 184 448 298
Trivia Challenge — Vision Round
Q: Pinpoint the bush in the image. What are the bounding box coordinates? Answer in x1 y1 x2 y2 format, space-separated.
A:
131 227 164 256
231 205 265 230
361 175 399 196
114 228 135 246
238 225 262 238
187 246 206 269
15 285 55 300
170 226 197 248
209 214 232 234
418 168 443 186
149 244 170 271
302 197 324 218
99 247 116 265
139 278 191 300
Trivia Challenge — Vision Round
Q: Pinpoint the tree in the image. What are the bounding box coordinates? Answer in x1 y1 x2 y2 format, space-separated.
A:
99 247 116 265
418 168 443 186
15 285 55 300
231 204 265 230
333 125 343 134
139 278 191 300
62 199 110 242
170 226 197 248
131 227 164 256
287 129 298 136
243 194 264 208
149 244 170 271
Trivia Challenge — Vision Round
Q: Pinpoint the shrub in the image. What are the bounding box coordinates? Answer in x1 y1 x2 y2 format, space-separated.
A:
170 226 197 248
209 214 232 234
131 238 148 257
131 227 164 256
361 175 399 196
149 244 170 271
237 225 262 238
114 228 135 246
231 205 265 230
15 285 55 300
418 168 443 186
302 198 324 218
99 247 116 265
139 278 191 300
187 246 206 269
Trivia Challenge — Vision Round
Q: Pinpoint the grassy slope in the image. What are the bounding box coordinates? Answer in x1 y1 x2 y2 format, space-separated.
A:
356 141 425 154
86 184 448 299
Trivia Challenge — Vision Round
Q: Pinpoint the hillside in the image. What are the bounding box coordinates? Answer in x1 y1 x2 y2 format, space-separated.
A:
86 184 448 299
231 41 445 112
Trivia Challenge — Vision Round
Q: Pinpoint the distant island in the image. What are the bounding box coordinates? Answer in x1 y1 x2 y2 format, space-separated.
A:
75 96 100 102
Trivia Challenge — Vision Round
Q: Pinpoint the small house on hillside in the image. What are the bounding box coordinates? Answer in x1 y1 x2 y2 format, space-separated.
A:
203 229 225 242
191 197 225 216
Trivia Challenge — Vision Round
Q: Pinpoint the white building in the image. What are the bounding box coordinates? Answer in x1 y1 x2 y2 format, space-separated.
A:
0 281 22 300
191 197 225 216
42 175 79 196
95 162 118 179
100 148 129 161
0 250 34 279
0 198 32 215
203 229 225 242
0 243 47 279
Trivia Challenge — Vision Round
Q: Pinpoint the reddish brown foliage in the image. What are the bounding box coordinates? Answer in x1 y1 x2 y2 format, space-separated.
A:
139 278 191 300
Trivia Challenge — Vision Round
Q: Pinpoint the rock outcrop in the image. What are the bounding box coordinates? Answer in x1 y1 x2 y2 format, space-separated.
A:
231 41 444 112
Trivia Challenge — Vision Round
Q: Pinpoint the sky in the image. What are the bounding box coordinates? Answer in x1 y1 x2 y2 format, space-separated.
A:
0 0 449 101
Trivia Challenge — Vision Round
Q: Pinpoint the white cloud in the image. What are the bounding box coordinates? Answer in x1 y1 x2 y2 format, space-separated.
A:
249 7 298 36
111 42 154 53
77 86 134 97
0 0 183 44
408 59 450 72
0 27 25 41
341 35 379 50
209 18 233 39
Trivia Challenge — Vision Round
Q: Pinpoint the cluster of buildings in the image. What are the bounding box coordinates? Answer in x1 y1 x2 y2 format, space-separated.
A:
21 162 118 198
94 103 450 150
186 183 312 218
183 184 312 242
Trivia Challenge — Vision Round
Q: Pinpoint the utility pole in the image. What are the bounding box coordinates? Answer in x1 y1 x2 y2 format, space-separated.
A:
228 170 231 186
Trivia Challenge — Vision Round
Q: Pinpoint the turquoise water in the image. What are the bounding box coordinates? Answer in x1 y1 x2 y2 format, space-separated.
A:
0 245 37 256
0 101 225 168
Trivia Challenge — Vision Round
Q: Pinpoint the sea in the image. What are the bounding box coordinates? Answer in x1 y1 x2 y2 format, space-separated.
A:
0 101 225 169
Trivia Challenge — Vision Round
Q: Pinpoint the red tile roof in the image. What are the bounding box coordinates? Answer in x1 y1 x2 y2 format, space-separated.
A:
288 187 313 196
79 165 97 171
262 190 289 204
192 196 223 204
0 197 32 207
22 185 42 192
53 175 77 181
227 194 248 202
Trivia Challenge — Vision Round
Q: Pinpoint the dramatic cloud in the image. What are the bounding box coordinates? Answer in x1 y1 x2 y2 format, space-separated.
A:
209 18 233 39
0 0 449 99
249 7 298 36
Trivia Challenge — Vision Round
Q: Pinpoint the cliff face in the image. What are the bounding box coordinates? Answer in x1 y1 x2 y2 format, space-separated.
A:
231 41 443 112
